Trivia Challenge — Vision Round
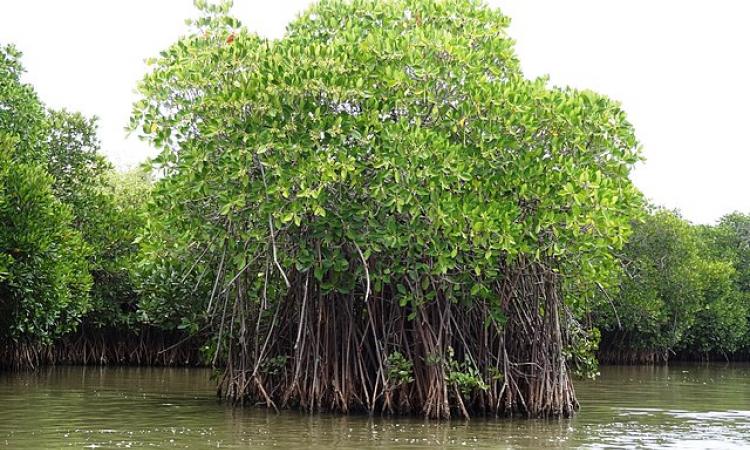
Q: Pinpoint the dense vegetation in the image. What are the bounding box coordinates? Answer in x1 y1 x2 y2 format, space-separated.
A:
128 0 646 418
595 209 750 363
0 44 189 367
0 45 92 356
1 0 749 420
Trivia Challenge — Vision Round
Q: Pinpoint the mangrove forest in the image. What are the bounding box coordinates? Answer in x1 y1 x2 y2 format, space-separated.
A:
2 0 750 424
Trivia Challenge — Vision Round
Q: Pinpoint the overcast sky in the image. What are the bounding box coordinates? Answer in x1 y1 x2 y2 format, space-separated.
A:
1 1 748 224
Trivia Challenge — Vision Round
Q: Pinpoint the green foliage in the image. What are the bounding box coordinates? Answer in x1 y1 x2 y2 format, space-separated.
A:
0 135 91 343
0 46 92 344
386 351 414 386
680 259 747 357
703 213 750 293
45 109 149 329
0 44 146 349
445 347 487 396
85 168 151 328
46 110 112 217
5 1 748 377
130 0 642 355
565 324 600 379
597 208 750 361
260 355 288 376
690 212 750 355
133 206 213 330
597 209 704 354
0 45 48 163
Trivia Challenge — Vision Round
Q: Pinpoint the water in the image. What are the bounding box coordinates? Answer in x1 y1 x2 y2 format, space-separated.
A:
1 364 749 449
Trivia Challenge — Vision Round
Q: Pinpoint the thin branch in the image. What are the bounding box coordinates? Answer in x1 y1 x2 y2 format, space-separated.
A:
596 281 621 329
353 240 371 303
268 214 291 289
257 154 291 289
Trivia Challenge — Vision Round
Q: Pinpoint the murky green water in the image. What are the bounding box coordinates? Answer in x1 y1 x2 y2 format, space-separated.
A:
1 364 749 449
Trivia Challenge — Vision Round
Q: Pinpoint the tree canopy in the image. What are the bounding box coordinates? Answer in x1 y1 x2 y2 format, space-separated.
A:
596 209 750 362
130 0 643 417
0 46 148 365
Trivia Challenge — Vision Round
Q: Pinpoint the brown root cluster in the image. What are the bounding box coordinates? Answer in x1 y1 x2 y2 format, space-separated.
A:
596 349 669 365
214 259 578 419
0 326 202 370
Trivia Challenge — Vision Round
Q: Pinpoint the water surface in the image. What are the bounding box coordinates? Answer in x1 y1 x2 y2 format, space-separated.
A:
1 364 749 449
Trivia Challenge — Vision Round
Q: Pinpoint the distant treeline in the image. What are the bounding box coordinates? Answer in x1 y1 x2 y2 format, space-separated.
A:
0 43 176 368
595 209 750 364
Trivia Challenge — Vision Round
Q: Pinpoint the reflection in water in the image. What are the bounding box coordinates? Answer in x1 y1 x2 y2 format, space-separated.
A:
0 364 749 448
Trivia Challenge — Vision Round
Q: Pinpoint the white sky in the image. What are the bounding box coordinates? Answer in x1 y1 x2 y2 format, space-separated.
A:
1 1 748 224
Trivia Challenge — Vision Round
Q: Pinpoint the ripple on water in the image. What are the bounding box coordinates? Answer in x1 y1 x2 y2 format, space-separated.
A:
1 364 750 449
